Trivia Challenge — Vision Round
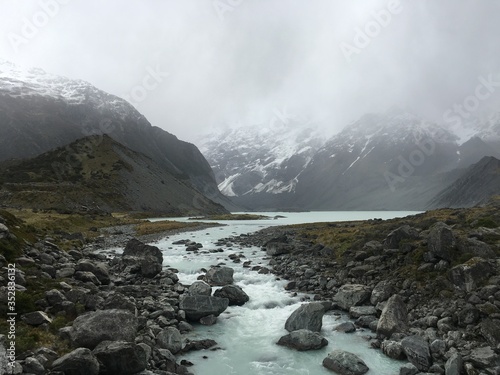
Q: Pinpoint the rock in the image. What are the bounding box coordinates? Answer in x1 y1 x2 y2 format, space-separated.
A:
21 311 52 326
188 281 212 296
349 306 377 319
121 239 163 278
322 350 369 375
284 302 325 332
430 339 446 358
74 271 101 285
76 260 110 285
213 285 249 306
205 266 234 286
401 335 432 372
51 348 100 375
370 280 395 305
469 346 499 369
200 314 218 325
381 340 404 359
266 242 292 256
376 295 408 338
383 225 419 249
445 352 463 375
179 295 229 321
102 293 137 315
22 357 45 375
448 257 493 292
399 362 419 375
457 237 495 259
0 223 9 239
428 222 457 261
479 318 500 346
277 329 328 351
334 284 371 311
356 315 377 329
45 289 66 306
70 309 138 349
156 327 183 354
335 322 356 333
92 341 147 375
181 339 218 353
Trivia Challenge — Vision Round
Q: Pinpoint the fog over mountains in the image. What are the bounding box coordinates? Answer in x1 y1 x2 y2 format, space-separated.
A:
199 109 500 210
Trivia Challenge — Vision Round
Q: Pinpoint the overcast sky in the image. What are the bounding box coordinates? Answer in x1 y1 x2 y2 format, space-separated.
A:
1 0 500 142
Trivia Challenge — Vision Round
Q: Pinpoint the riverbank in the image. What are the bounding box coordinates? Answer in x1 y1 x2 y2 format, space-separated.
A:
228 201 500 374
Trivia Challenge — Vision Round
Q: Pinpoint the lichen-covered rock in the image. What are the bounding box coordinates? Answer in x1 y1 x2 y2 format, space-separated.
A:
448 257 493 292
401 335 432 372
376 295 408 339
427 222 456 261
204 266 234 286
383 225 419 249
188 281 212 296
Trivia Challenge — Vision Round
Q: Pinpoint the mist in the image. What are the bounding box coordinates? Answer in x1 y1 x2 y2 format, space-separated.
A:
1 0 500 141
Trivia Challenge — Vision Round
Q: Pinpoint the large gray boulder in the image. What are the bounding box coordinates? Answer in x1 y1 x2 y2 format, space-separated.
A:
179 295 229 321
401 335 432 372
458 237 495 259
334 284 371 311
76 260 110 285
284 302 325 332
51 348 100 375
21 311 52 326
156 327 183 354
383 225 419 249
70 309 138 349
266 242 292 256
370 280 395 305
121 239 163 278
376 295 408 338
213 285 250 306
428 222 456 261
448 257 493 292
0 223 9 239
445 351 463 375
205 266 234 286
480 318 500 346
92 341 147 375
322 350 369 375
277 329 328 351
469 346 500 369
188 281 212 296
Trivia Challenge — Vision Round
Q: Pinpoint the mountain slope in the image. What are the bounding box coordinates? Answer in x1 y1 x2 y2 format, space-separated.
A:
429 156 500 208
0 135 227 215
0 60 233 210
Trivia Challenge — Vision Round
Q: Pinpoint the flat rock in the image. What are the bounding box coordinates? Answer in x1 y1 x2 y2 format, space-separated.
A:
179 295 229 321
349 306 377 319
277 329 328 351
322 349 369 375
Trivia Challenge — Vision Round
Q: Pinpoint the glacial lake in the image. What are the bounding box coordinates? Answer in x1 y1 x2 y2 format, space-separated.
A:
148 211 421 374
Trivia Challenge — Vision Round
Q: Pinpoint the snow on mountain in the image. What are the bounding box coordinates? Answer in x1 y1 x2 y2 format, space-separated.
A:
447 112 500 144
198 119 325 197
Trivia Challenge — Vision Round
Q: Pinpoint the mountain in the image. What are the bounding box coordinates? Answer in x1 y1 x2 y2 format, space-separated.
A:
200 109 500 210
0 60 233 210
429 156 500 208
0 135 226 215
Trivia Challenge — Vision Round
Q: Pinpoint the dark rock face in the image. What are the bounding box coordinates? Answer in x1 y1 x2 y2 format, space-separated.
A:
448 257 493 292
70 309 138 349
121 239 163 278
277 329 328 351
427 222 457 262
213 285 250 306
334 284 371 311
204 266 234 286
322 350 369 375
51 348 100 375
401 335 433 371
92 341 147 375
284 302 325 332
376 295 409 339
179 295 229 321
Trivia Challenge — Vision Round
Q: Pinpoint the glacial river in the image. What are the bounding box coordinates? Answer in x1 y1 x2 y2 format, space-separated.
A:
150 211 420 375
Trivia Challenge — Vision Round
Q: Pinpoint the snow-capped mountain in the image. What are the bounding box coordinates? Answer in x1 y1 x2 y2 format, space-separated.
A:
199 108 500 210
0 60 231 211
199 119 324 197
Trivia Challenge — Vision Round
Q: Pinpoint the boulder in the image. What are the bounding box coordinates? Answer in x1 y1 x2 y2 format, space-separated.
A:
121 239 163 278
45 289 66 306
266 242 292 256
480 318 500 346
22 357 44 375
200 314 218 325
448 257 493 292
51 348 99 375
70 309 138 349
401 335 432 372
92 341 147 375
156 327 183 354
284 302 325 332
205 266 234 286
188 281 212 296
457 237 495 259
102 293 137 315
445 352 463 375
399 363 419 375
427 222 456 261
213 285 250 306
21 311 52 326
381 340 404 359
469 346 499 369
179 295 229 321
322 350 369 375
277 329 328 351
334 284 371 311
370 280 395 305
376 295 408 338
335 322 356 333
76 260 110 285
349 306 377 319
74 271 101 285
383 225 419 249
0 223 9 239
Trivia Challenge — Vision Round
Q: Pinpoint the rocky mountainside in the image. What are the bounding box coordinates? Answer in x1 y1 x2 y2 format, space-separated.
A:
0 135 226 215
430 156 500 209
0 60 233 210
199 109 500 210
